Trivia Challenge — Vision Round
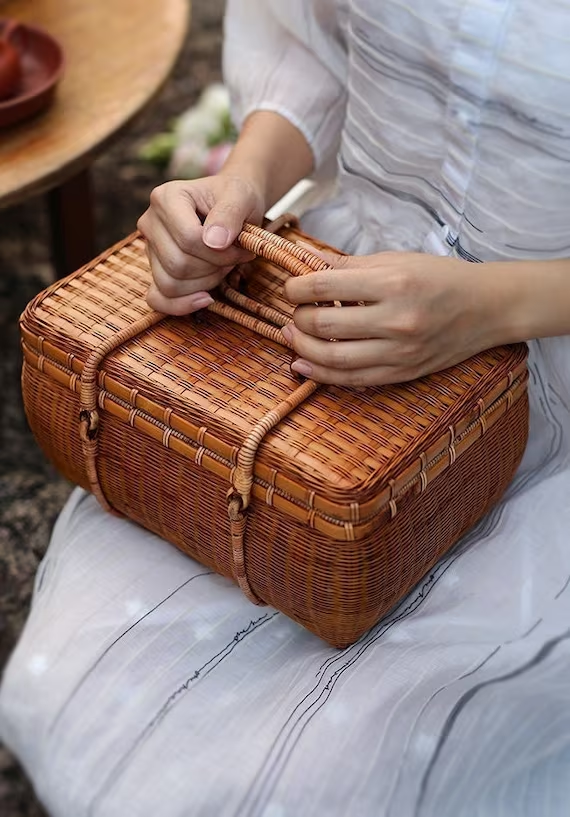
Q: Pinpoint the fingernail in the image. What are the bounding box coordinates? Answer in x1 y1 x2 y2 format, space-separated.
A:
281 324 294 344
203 225 230 249
289 356 305 382
190 292 215 310
291 359 313 377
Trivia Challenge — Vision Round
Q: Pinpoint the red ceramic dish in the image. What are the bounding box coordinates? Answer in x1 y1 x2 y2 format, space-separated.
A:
0 18 65 129
0 24 22 100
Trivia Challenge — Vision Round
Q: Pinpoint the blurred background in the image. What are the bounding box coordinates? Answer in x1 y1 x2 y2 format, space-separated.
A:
0 2 224 814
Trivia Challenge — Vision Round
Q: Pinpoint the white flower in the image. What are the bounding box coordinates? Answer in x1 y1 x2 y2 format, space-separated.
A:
199 83 230 118
139 83 234 172
175 106 221 145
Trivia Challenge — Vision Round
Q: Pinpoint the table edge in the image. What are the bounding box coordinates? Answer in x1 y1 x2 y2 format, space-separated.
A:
0 1 191 209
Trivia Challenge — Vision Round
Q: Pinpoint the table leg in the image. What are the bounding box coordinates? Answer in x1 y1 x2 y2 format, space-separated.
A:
47 168 96 278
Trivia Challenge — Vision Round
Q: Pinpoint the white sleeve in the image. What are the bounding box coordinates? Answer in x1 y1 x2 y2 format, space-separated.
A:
223 0 347 171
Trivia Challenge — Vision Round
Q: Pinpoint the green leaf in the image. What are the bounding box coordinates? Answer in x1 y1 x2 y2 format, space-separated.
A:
137 133 178 166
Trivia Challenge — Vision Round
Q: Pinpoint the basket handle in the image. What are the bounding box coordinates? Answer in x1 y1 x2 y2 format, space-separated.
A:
237 221 331 277
205 221 335 345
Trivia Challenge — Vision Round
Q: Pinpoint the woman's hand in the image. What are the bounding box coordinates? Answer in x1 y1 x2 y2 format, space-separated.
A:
282 251 505 386
138 110 315 316
138 174 265 315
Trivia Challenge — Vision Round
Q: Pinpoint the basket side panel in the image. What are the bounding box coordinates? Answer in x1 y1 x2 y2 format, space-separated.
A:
23 362 528 647
22 361 90 490
247 392 528 647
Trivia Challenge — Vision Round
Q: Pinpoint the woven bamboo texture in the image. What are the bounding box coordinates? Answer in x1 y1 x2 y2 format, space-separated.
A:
20 222 529 647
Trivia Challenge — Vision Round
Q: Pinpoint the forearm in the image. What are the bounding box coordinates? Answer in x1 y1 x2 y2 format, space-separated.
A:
219 111 314 211
485 258 570 344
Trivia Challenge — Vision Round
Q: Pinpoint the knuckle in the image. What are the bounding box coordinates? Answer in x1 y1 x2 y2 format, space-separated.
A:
385 267 413 297
154 276 181 300
312 309 335 338
148 184 166 208
164 266 189 283
284 279 300 303
346 370 370 389
176 230 202 257
146 287 159 310
160 251 189 281
146 285 167 312
328 343 351 369
332 253 350 270
398 309 425 339
163 246 211 282
310 272 334 301
213 198 243 218
136 212 149 235
396 343 423 371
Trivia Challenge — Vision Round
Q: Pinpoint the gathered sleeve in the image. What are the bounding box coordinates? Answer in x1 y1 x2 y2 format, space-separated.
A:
223 0 348 171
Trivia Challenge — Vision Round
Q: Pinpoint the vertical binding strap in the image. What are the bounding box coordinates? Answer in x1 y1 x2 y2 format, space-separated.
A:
79 310 166 513
227 495 260 603
221 223 331 604
78 222 332 606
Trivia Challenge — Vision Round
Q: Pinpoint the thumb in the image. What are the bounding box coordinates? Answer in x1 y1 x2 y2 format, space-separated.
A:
202 194 251 251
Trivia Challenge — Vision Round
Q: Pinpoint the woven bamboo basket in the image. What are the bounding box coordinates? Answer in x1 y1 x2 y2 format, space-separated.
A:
21 218 529 647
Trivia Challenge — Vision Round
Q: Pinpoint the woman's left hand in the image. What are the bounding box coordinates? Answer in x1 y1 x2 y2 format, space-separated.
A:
281 250 504 387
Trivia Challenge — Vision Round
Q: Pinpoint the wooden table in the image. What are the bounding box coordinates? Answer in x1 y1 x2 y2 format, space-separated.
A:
0 0 189 276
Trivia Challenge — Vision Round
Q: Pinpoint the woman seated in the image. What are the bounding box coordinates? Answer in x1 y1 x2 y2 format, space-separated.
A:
2 2 570 815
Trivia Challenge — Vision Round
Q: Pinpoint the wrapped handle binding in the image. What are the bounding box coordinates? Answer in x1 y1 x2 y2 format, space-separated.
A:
206 221 333 341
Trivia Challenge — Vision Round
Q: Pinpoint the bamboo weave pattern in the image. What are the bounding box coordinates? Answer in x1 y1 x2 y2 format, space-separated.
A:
20 223 530 646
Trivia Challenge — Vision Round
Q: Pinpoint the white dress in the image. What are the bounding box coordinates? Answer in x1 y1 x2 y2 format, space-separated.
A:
2 2 570 815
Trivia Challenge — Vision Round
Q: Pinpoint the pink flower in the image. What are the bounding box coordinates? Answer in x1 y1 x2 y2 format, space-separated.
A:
203 142 234 176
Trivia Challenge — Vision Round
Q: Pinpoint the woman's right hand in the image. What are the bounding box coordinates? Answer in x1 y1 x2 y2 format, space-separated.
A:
137 174 266 315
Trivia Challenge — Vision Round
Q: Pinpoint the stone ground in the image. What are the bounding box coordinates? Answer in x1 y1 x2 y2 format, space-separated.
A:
0 1 224 813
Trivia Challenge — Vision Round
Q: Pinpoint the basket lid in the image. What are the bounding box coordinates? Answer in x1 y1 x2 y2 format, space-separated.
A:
21 229 528 539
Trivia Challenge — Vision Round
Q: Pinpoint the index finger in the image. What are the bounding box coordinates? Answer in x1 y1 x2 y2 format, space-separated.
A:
284 267 379 305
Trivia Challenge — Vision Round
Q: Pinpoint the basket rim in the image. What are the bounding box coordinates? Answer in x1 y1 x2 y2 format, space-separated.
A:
21 333 527 541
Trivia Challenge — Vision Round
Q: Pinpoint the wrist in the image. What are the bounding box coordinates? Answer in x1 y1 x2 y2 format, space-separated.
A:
217 156 269 211
480 258 570 345
218 110 313 210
